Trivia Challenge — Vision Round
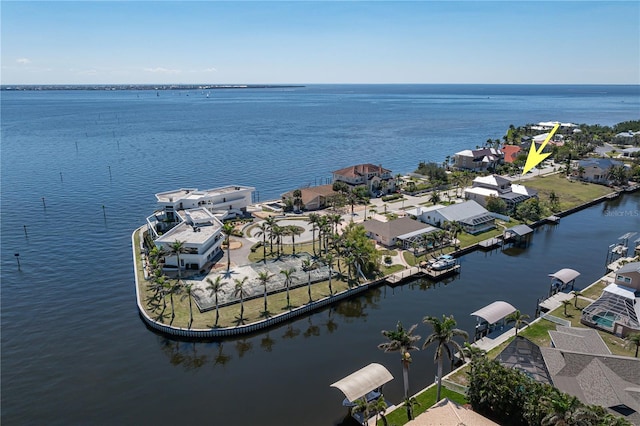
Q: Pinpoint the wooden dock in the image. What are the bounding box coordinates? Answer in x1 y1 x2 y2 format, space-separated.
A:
479 237 502 249
385 264 460 284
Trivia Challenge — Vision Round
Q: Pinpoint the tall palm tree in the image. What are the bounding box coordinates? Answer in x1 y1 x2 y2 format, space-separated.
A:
169 240 186 279
257 270 274 316
288 225 302 255
264 216 278 254
505 310 530 336
180 283 200 329
571 290 582 309
302 258 313 303
222 222 235 271
378 322 421 419
206 276 226 327
625 332 640 358
280 267 296 309
325 253 335 295
561 299 571 316
271 225 284 258
422 314 468 402
307 213 320 256
254 222 269 264
167 279 182 322
233 276 249 323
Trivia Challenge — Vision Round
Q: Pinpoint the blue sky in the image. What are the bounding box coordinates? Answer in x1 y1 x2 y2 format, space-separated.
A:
2 1 639 84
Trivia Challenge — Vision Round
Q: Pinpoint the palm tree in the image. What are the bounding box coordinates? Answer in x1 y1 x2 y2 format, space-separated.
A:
222 222 235 271
625 332 640 358
254 222 269 264
307 213 320 255
378 321 421 419
302 258 313 303
264 216 278 254
505 310 530 336
325 253 335 295
288 225 302 255
271 225 284 258
257 270 274 316
180 283 200 328
571 290 582 309
429 190 441 205
561 299 571 316
233 276 249 323
205 276 226 327
280 267 296 309
422 314 468 402
167 279 182 322
461 342 486 361
169 240 186 279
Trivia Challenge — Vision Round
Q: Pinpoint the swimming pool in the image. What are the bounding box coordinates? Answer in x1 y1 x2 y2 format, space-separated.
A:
593 313 616 329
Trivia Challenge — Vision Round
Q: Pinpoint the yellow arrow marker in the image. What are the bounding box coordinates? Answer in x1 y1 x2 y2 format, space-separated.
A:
522 123 560 175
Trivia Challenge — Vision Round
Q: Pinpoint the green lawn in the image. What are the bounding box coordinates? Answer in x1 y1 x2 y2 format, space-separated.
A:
522 174 612 211
378 387 467 426
580 280 607 300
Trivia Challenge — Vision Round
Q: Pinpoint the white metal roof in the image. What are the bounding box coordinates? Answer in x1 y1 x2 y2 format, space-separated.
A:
603 283 636 299
548 268 580 284
330 363 393 403
471 301 516 324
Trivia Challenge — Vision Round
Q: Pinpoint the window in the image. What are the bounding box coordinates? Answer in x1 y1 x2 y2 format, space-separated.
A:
616 275 632 284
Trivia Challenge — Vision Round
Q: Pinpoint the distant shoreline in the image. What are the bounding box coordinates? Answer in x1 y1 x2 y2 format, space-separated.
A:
0 84 306 91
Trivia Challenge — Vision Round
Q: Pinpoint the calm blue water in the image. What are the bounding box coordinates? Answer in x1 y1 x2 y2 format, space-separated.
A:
1 85 639 425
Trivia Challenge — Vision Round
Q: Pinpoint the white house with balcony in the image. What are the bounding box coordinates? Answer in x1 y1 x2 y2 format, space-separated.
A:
155 185 255 222
154 207 224 271
464 175 537 212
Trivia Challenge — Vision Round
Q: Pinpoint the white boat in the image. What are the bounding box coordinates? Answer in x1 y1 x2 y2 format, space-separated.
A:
431 254 456 271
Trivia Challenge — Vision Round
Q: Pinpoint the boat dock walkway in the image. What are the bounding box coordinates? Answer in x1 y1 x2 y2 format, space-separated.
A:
538 291 574 312
479 237 502 249
385 264 460 284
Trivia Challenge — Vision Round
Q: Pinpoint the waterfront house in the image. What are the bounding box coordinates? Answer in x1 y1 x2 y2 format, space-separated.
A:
501 145 522 163
453 147 503 171
362 217 438 250
154 208 224 271
581 262 640 337
496 336 553 384
572 158 624 184
464 174 537 212
281 185 337 211
410 200 495 235
332 164 395 196
155 185 255 221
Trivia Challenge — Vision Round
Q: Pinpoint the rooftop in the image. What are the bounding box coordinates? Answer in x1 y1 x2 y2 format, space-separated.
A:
438 200 492 223
362 217 435 240
156 185 254 203
332 163 391 179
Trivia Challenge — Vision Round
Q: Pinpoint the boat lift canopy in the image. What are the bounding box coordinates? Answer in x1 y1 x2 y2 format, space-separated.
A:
471 301 516 325
330 363 393 403
548 268 580 285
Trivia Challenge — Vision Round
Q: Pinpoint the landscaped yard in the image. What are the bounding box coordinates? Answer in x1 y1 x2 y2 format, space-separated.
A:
523 174 613 211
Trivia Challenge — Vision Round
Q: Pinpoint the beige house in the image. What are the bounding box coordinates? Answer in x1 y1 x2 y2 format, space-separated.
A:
281 185 337 211
362 217 438 249
332 163 395 196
